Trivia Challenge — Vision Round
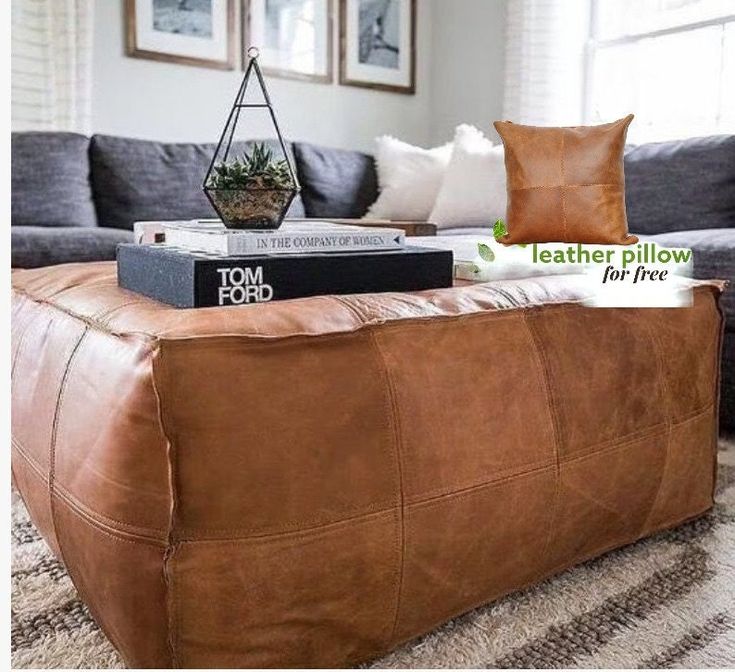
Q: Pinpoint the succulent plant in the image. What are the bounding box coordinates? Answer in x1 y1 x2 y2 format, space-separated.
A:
207 143 294 191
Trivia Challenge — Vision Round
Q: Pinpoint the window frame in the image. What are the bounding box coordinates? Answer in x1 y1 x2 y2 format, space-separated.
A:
582 1 735 133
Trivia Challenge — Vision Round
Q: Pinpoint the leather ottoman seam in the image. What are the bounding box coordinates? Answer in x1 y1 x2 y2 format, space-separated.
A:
174 497 398 537
57 490 167 538
48 327 88 571
50 489 167 547
11 282 723 345
11 285 159 342
150 341 182 669
42 326 137 664
637 316 676 536
12 434 169 537
406 463 556 513
367 327 408 650
166 403 716 541
510 183 619 190
403 456 556 506
13 403 715 548
10 299 37 382
522 312 564 575
175 508 398 545
11 436 46 481
93 299 153 323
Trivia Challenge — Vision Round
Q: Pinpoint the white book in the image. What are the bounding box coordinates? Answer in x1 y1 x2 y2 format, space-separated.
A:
160 219 406 256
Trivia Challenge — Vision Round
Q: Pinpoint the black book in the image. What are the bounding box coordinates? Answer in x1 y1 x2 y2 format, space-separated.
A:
117 244 454 308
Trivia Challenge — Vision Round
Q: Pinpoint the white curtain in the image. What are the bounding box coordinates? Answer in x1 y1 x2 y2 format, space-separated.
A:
11 0 94 133
502 0 590 126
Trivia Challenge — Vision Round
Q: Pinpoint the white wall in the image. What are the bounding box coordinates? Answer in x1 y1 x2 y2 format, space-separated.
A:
429 0 507 145
91 0 436 152
91 0 506 152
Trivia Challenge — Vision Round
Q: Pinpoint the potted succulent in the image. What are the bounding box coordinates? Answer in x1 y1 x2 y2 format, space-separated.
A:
204 143 297 230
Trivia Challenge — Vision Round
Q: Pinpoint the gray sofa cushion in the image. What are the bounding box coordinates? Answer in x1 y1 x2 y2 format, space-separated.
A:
90 135 304 230
721 333 734 432
625 135 735 235
293 142 378 218
642 228 735 323
11 226 133 268
12 132 97 228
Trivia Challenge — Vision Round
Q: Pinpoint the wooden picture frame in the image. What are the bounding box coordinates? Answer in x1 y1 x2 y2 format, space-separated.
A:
339 0 416 95
242 0 334 83
125 0 236 71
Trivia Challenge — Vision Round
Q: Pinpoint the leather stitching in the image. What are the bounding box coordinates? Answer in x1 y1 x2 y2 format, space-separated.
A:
48 327 88 564
13 281 723 344
43 327 132 659
150 342 181 668
509 183 620 190
175 498 399 536
367 328 407 649
11 285 158 342
10 434 168 537
522 313 564 573
637 316 675 536
10 298 38 383
11 401 715 543
179 509 397 545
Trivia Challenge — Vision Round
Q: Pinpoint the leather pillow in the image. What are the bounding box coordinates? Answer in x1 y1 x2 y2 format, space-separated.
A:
494 115 638 245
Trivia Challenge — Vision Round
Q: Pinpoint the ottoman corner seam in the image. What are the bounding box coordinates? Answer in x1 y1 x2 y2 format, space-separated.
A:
150 341 181 668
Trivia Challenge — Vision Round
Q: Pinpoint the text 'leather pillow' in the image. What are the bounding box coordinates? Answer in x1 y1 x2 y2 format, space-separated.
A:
494 115 638 245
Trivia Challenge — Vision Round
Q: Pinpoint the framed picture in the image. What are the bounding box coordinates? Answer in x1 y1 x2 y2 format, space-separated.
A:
125 0 236 70
339 0 416 94
243 0 334 82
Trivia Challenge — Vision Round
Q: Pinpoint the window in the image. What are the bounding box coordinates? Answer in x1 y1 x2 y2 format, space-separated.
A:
584 0 735 143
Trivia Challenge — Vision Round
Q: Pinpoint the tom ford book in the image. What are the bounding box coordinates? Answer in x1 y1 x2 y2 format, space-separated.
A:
117 244 453 308
160 220 406 256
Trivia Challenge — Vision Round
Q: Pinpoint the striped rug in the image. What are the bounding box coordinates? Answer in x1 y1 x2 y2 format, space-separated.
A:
12 439 735 669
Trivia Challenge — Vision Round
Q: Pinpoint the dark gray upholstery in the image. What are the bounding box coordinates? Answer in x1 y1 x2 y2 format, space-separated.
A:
643 229 735 320
11 226 133 268
293 142 378 218
11 132 97 228
641 229 734 431
625 135 735 235
722 334 735 431
90 135 305 230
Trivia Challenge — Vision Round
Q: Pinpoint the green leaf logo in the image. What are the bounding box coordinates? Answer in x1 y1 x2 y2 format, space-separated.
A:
493 219 508 241
478 243 495 262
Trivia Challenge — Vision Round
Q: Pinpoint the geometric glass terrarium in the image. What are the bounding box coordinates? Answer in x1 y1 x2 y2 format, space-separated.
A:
203 48 300 230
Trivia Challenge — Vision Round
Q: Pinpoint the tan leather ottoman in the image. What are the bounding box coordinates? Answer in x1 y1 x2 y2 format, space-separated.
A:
11 263 725 668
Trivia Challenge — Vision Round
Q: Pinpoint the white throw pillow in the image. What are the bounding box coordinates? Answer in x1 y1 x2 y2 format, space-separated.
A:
365 136 453 220
429 125 507 230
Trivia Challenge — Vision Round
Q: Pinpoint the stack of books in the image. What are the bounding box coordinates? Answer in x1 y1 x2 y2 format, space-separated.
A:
118 220 453 308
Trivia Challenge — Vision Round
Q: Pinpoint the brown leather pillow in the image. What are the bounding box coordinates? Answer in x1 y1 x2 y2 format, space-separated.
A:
494 115 638 245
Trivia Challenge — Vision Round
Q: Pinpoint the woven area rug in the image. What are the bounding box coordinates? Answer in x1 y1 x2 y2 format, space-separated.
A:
11 439 735 669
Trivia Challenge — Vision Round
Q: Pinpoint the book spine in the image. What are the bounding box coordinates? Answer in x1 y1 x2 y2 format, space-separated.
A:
117 245 454 308
192 251 452 306
165 228 405 256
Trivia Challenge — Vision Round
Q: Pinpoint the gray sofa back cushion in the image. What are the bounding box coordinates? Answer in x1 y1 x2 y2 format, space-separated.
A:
293 142 378 218
12 132 97 228
12 226 133 269
90 135 305 230
625 135 735 235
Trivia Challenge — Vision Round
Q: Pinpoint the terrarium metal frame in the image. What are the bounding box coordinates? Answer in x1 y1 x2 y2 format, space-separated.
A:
203 48 300 230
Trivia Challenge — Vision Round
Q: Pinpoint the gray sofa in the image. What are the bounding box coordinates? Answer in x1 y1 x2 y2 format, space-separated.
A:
10 131 735 430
